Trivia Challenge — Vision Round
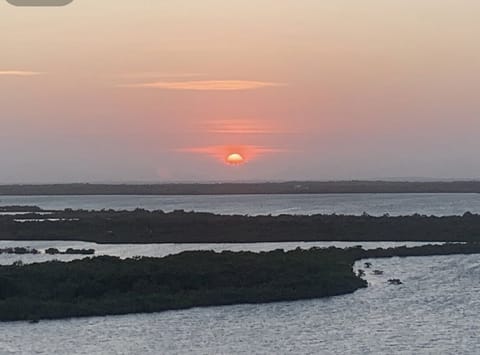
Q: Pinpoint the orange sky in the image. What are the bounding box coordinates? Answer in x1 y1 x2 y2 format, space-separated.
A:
1 1 480 182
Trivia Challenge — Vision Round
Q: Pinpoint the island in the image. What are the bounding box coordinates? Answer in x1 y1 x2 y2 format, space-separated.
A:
0 248 366 322
2 207 480 244
2 243 480 322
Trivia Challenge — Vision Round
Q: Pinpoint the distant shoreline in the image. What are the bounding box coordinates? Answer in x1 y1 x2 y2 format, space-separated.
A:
1 181 480 195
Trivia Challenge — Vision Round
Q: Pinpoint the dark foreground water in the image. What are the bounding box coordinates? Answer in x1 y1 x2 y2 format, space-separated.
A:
1 193 480 216
1 251 479 354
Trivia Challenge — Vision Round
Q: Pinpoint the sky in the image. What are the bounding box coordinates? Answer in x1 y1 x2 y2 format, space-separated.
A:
1 0 480 183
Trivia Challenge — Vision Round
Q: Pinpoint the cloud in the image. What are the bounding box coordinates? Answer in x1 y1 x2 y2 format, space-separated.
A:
204 120 285 135
122 80 285 91
119 72 205 79
0 71 42 77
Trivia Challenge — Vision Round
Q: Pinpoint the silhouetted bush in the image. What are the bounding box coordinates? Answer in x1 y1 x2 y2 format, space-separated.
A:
64 248 95 255
0 247 39 255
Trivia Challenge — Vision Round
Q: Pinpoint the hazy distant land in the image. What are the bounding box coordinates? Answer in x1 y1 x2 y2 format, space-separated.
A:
1 181 480 195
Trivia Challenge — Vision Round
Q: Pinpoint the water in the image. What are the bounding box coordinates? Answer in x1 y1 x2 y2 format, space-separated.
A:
1 193 480 216
2 193 480 354
1 252 479 354
0 240 437 266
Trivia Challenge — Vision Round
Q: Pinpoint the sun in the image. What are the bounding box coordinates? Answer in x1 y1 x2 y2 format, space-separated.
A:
225 153 245 165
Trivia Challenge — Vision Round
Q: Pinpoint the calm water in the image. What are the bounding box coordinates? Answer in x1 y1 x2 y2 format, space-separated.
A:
1 193 480 216
0 240 438 266
1 250 479 354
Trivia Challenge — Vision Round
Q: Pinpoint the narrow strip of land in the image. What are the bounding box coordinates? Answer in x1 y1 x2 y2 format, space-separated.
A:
1 181 480 195
2 207 480 244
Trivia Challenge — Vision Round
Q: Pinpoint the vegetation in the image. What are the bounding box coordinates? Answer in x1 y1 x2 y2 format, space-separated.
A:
0 247 93 256
345 242 480 259
45 248 95 255
0 247 40 255
1 243 480 322
1 181 480 195
3 208 480 243
1 242 480 321
0 206 44 212
0 248 365 322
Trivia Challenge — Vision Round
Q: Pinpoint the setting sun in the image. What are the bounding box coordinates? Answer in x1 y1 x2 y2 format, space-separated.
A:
226 153 245 165
177 145 283 166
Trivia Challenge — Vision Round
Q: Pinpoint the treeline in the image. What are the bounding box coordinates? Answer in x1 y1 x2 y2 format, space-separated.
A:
350 242 480 259
0 248 365 322
0 247 40 255
2 209 480 243
0 247 94 256
1 181 480 195
45 248 95 255
0 206 44 212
